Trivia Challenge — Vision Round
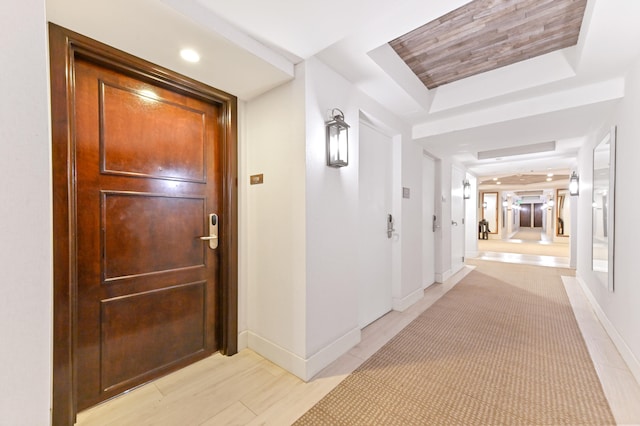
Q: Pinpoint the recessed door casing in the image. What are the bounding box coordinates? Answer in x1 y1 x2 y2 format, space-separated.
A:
50 24 238 424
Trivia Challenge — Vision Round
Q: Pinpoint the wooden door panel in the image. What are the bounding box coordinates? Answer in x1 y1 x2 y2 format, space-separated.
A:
100 81 206 182
100 282 206 391
520 204 531 227
102 192 206 280
74 58 221 410
533 203 543 227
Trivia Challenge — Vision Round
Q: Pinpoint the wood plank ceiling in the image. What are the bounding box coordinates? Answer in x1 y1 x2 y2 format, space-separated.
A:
389 0 588 89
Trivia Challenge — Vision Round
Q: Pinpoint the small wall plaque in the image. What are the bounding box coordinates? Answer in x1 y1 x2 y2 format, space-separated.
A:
403 187 410 199
250 174 264 185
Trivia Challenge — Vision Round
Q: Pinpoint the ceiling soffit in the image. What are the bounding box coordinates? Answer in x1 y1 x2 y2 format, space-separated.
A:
479 173 569 186
389 0 587 89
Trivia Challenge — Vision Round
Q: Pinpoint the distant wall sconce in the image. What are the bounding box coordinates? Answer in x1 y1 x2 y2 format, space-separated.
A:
548 199 555 207
502 200 508 208
569 171 580 196
326 108 349 167
482 201 488 209
463 180 471 199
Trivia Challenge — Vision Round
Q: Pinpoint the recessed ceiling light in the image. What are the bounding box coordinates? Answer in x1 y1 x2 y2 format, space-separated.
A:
547 173 554 177
546 177 552 181
180 48 200 63
492 177 498 181
496 182 502 185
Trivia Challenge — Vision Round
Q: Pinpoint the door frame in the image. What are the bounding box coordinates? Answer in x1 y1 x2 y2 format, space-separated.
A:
49 24 238 425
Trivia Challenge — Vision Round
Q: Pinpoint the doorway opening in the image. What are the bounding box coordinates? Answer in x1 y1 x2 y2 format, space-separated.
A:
474 184 572 268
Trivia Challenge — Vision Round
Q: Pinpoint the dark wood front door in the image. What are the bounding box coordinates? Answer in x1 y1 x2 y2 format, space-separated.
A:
75 58 221 409
50 24 237 425
533 203 543 227
519 204 531 227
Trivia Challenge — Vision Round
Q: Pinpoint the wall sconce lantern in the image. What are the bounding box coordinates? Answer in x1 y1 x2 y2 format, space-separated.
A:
463 180 471 199
569 171 580 196
325 108 349 167
502 200 508 208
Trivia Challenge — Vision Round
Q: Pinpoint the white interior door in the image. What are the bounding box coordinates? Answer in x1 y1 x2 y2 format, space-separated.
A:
451 166 466 274
422 154 436 288
358 122 393 328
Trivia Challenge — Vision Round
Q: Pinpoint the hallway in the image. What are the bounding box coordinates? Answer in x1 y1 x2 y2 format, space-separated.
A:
5 2 640 424
76 261 640 425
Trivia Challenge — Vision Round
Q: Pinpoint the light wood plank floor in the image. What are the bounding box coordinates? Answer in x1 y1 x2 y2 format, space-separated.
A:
77 261 640 425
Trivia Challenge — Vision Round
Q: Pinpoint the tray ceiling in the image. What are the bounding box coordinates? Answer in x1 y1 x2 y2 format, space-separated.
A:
389 0 588 89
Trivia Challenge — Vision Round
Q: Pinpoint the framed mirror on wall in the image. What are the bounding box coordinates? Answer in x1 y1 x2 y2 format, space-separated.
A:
556 188 570 237
482 192 498 235
592 126 616 292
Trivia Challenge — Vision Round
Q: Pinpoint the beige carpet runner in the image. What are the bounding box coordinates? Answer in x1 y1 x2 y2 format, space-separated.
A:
295 261 614 425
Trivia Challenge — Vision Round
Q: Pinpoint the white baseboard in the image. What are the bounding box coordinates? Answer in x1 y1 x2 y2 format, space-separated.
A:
393 287 424 312
237 330 249 351
423 281 437 290
439 263 465 283
247 327 361 381
435 269 452 283
305 327 361 380
465 250 479 259
247 332 307 380
576 275 640 386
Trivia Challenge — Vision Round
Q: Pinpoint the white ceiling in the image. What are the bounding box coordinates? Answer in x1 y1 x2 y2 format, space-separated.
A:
47 0 640 181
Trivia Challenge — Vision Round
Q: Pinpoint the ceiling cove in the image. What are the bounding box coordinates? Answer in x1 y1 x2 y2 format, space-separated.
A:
389 0 588 89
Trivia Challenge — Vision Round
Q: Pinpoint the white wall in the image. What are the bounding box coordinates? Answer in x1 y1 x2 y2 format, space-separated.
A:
398 122 424 305
576 55 640 382
243 57 424 380
237 101 248 343
244 65 308 372
450 165 466 273
0 0 52 424
464 174 478 258
433 158 448 281
433 158 456 282
244 55 426 379
423 155 437 286
303 57 360 363
302 57 423 375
